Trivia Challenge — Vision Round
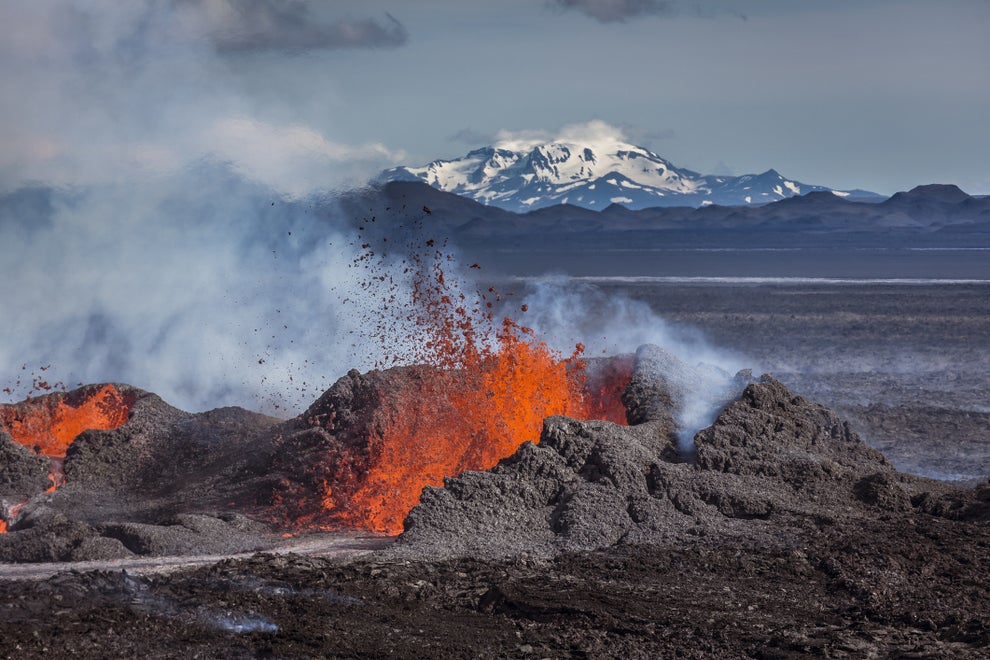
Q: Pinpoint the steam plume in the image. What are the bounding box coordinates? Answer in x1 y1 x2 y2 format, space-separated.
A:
514 277 754 449
0 168 381 414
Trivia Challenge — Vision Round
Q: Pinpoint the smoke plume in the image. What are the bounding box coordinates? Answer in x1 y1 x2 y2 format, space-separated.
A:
0 168 385 414
0 2 412 413
513 277 754 450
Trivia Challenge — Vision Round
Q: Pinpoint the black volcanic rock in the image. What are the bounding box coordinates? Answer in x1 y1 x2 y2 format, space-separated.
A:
62 387 189 490
0 431 49 504
620 346 681 427
693 376 888 480
98 513 271 557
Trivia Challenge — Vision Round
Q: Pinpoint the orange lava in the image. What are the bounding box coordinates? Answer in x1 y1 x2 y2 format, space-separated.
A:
334 327 605 534
0 384 133 458
0 385 134 533
310 232 631 534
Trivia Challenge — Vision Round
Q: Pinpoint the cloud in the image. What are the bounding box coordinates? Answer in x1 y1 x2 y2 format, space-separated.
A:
492 120 647 150
551 0 675 23
0 2 406 196
206 117 405 197
550 0 747 23
174 1 409 53
491 127 553 152
555 119 628 143
450 121 673 154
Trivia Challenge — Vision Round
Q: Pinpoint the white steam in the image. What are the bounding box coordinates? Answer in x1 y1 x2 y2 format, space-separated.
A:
0 168 385 414
514 276 755 450
0 2 415 413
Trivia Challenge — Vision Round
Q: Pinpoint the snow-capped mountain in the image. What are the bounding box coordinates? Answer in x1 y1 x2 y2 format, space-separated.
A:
379 136 877 212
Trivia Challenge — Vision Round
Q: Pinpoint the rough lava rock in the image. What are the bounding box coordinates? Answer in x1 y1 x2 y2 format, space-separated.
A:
0 385 283 562
2 346 985 566
0 431 50 505
393 359 985 560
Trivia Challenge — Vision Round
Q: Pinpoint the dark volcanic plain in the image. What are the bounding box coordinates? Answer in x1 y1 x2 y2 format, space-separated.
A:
2 182 990 658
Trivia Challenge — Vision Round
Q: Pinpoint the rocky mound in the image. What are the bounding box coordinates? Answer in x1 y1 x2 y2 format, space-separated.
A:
394 350 986 560
0 431 49 505
268 355 631 533
0 386 283 562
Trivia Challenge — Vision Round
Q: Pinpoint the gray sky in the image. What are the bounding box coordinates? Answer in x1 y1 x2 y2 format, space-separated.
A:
2 0 989 196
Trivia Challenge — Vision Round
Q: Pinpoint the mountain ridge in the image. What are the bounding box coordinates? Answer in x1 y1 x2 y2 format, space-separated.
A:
344 180 990 252
379 137 883 211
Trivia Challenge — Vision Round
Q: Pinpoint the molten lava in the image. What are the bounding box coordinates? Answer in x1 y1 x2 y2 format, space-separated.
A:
0 384 135 533
334 330 610 534
0 384 134 458
287 229 632 534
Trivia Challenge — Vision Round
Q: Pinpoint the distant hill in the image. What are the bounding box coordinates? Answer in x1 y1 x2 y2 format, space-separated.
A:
344 181 990 251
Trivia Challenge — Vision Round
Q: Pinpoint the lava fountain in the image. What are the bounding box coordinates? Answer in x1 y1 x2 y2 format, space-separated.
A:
275 229 633 534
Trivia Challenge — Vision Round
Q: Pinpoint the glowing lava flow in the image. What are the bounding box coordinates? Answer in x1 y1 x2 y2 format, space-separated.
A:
296 231 632 535
333 329 610 534
0 384 133 457
0 384 134 533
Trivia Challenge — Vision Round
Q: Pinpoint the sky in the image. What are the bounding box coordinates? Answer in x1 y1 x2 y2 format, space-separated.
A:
0 0 988 413
2 0 989 197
